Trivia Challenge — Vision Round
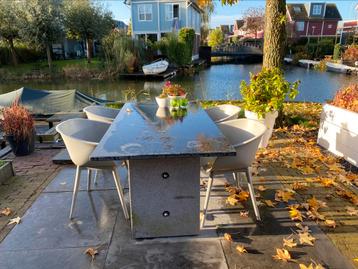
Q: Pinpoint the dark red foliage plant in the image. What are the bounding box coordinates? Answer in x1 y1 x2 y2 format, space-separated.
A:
331 84 358 113
0 100 34 141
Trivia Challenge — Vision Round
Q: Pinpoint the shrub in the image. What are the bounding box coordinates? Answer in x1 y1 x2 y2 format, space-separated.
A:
313 60 327 72
331 84 358 113
0 101 34 141
315 38 334 58
342 45 358 61
156 33 191 66
0 41 43 66
208 28 224 49
178 28 195 63
333 43 341 61
240 68 300 118
292 51 312 65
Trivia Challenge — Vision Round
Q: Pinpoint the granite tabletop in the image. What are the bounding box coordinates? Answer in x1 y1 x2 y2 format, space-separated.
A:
90 102 236 160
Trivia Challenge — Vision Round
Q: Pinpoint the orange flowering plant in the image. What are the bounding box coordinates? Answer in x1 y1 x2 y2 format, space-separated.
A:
162 81 186 97
331 84 358 113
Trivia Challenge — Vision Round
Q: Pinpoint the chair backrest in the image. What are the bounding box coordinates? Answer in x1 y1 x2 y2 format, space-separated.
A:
84 105 119 124
205 104 241 123
56 118 110 166
212 119 267 171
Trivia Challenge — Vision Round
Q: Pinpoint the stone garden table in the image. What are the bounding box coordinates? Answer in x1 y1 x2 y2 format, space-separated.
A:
90 102 235 238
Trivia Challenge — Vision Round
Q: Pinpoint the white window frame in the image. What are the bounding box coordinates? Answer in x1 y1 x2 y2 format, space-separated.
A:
312 4 322 15
165 3 180 21
327 24 332 29
138 4 152 22
296 21 304 31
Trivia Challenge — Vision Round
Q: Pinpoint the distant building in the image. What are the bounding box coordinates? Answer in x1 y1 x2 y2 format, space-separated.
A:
114 20 128 31
231 19 264 40
337 20 358 44
286 2 342 38
124 0 202 58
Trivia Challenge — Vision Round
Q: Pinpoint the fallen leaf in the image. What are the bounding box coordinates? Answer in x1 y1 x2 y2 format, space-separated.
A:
299 263 325 269
289 205 303 222
275 190 295 203
307 196 327 210
307 209 325 221
291 181 308 191
224 233 233 242
354 258 358 262
283 235 297 248
324 219 336 228
295 223 311 233
240 211 249 218
0 207 12 216
300 166 315 175
346 206 358 216
7 216 21 225
236 245 247 254
320 178 335 187
264 200 277 207
237 190 250 202
257 185 267 192
226 195 239 206
298 232 316 246
84 247 98 261
273 248 292 262
226 186 240 195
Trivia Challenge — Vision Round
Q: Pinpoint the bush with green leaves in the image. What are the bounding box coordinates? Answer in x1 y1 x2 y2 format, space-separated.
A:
155 33 191 66
208 28 224 49
102 30 146 73
333 43 341 61
240 68 300 118
178 28 195 63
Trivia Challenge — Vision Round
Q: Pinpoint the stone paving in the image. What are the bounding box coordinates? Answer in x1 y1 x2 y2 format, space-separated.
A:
0 134 357 268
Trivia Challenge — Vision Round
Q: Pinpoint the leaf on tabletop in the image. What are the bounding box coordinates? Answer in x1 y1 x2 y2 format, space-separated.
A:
0 207 12 216
291 181 308 191
324 219 337 228
236 245 247 254
226 195 239 206
224 233 233 242
283 235 297 248
257 185 267 192
320 178 335 187
7 216 21 225
298 232 316 246
346 206 358 216
237 190 250 202
84 247 98 261
289 205 303 222
264 200 277 207
272 248 292 262
240 211 249 218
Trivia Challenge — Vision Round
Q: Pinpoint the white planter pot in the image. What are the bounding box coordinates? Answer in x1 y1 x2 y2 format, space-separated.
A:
155 96 168 108
245 110 278 148
317 104 358 167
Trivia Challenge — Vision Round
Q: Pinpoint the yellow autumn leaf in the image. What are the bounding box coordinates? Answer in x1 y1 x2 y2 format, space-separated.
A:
224 233 233 242
300 166 315 175
346 206 358 216
298 232 316 246
324 219 336 228
320 178 335 187
226 195 239 206
354 258 358 262
272 248 292 262
264 200 276 207
7 216 21 225
275 190 295 203
236 245 247 254
291 181 308 191
307 209 325 221
289 205 303 222
283 236 297 248
257 185 267 192
299 263 314 269
237 190 250 202
0 207 12 216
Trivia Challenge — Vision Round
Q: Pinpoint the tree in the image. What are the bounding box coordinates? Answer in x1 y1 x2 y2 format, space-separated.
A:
19 0 63 69
208 28 224 49
242 8 265 40
262 0 287 68
63 0 113 63
0 0 22 65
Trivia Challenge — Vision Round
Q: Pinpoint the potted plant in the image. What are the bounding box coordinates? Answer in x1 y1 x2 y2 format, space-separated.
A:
155 92 168 108
240 68 300 148
317 84 358 167
0 101 36 156
162 81 187 101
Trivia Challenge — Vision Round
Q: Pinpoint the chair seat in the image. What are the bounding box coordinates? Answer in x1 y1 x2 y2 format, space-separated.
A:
205 104 241 123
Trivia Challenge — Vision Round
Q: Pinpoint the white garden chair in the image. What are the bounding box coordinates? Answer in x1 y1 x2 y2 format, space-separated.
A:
201 118 267 228
84 105 120 124
205 104 241 123
56 118 129 220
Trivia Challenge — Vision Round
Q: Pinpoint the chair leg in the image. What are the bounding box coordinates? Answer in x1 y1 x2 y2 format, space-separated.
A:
93 169 99 185
87 168 92 191
69 166 81 219
200 173 214 229
232 172 241 188
112 168 130 220
245 167 261 221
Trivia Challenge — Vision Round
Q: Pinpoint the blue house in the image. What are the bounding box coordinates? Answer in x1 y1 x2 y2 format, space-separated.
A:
124 0 202 58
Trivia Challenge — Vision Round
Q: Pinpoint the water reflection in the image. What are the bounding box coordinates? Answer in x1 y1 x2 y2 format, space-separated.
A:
1 64 357 103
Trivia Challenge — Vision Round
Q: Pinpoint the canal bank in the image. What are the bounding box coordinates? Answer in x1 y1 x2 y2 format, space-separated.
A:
1 64 358 103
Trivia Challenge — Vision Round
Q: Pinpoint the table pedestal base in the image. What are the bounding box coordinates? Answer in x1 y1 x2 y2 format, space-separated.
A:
128 157 200 238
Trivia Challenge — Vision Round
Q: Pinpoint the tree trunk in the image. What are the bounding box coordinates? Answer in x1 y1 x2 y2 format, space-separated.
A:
8 38 18 66
86 38 93 63
262 0 286 69
46 44 52 69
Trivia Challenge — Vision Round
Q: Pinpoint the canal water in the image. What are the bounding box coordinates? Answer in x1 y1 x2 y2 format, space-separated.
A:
1 64 357 103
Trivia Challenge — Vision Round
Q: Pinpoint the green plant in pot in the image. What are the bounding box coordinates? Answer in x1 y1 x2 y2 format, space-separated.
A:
240 68 300 148
0 101 36 156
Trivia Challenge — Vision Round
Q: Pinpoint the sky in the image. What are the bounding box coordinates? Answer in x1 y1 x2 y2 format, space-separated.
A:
98 0 358 27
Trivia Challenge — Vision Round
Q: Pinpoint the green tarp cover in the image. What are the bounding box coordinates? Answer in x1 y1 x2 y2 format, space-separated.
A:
0 87 109 115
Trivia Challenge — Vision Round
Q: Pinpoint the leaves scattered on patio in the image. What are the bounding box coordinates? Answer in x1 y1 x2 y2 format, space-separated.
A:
7 216 21 225
0 207 13 216
84 247 99 261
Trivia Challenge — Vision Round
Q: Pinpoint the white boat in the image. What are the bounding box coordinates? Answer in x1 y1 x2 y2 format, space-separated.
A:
326 62 357 74
298 59 320 68
142 60 169 75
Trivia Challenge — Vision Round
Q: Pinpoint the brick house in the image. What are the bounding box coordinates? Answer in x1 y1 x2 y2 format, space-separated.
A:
286 2 341 38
